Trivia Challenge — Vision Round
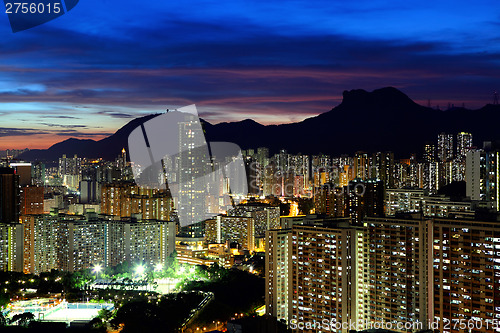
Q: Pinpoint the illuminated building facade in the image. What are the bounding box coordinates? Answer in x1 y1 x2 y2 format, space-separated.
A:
205 218 219 244
228 204 280 237
178 115 209 235
466 148 499 210
20 185 44 215
101 183 171 220
265 228 292 323
108 220 176 267
363 217 431 331
266 217 365 332
438 133 454 162
56 217 108 272
431 218 500 333
385 188 425 216
21 214 58 274
354 151 369 180
208 215 255 251
0 167 19 224
423 143 436 163
456 132 473 159
0 222 23 272
9 163 31 186
58 154 82 190
100 183 133 217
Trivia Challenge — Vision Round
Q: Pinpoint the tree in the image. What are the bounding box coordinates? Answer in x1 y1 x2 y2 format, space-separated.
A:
0 311 6 327
279 202 290 216
97 308 113 322
110 301 164 333
0 292 9 308
88 317 103 329
10 312 35 327
165 250 179 276
298 197 313 215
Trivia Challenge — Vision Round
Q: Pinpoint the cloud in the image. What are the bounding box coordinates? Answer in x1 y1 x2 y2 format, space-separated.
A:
53 130 113 137
96 111 135 119
40 115 80 119
40 123 88 128
0 127 50 137
0 5 499 131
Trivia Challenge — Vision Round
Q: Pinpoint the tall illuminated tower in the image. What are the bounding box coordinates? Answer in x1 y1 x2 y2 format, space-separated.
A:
456 132 473 158
0 167 19 224
178 114 209 236
466 146 499 209
437 133 453 162
423 143 436 163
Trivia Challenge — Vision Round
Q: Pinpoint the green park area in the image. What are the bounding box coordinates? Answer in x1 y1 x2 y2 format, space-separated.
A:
0 253 265 332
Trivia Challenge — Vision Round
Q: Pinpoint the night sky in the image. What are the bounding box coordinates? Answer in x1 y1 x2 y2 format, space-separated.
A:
0 0 499 149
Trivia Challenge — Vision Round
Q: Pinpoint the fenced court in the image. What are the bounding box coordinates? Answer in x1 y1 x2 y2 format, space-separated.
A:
7 299 113 324
41 302 114 322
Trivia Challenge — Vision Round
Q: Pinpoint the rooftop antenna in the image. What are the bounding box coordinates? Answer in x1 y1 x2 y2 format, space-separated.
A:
494 91 499 105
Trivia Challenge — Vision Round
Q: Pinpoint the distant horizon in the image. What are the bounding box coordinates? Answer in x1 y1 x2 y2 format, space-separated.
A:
0 85 489 150
2 86 499 153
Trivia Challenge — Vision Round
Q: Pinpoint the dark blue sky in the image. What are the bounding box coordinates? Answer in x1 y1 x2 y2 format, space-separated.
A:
1 0 499 148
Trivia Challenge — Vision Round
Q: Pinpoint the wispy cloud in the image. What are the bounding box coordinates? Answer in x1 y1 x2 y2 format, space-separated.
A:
40 115 80 119
96 111 135 119
40 123 88 128
0 127 50 137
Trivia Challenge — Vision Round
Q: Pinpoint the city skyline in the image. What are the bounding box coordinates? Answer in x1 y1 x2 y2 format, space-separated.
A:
2 2 500 331
2 125 500 332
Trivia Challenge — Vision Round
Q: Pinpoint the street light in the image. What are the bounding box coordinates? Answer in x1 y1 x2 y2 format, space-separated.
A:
135 264 145 276
92 264 102 275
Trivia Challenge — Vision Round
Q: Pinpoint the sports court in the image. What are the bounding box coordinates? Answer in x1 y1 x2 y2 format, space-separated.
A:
7 299 113 324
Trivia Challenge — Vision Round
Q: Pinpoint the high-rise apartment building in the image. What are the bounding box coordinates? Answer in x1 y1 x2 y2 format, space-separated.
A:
228 204 280 237
20 185 44 215
0 222 23 272
266 216 365 331
438 133 454 162
385 188 425 216
431 218 500 333
108 220 176 267
79 180 100 204
10 163 31 186
466 147 499 209
265 228 292 323
178 115 209 235
456 132 473 159
21 214 58 274
205 215 255 251
101 183 171 220
101 182 133 217
0 167 19 224
423 162 439 194
57 217 108 272
423 143 436 163
370 151 395 188
354 152 369 180
59 154 82 190
268 213 500 333
363 217 431 330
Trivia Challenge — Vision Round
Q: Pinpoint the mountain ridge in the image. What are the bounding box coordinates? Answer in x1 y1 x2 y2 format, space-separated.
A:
18 87 500 161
